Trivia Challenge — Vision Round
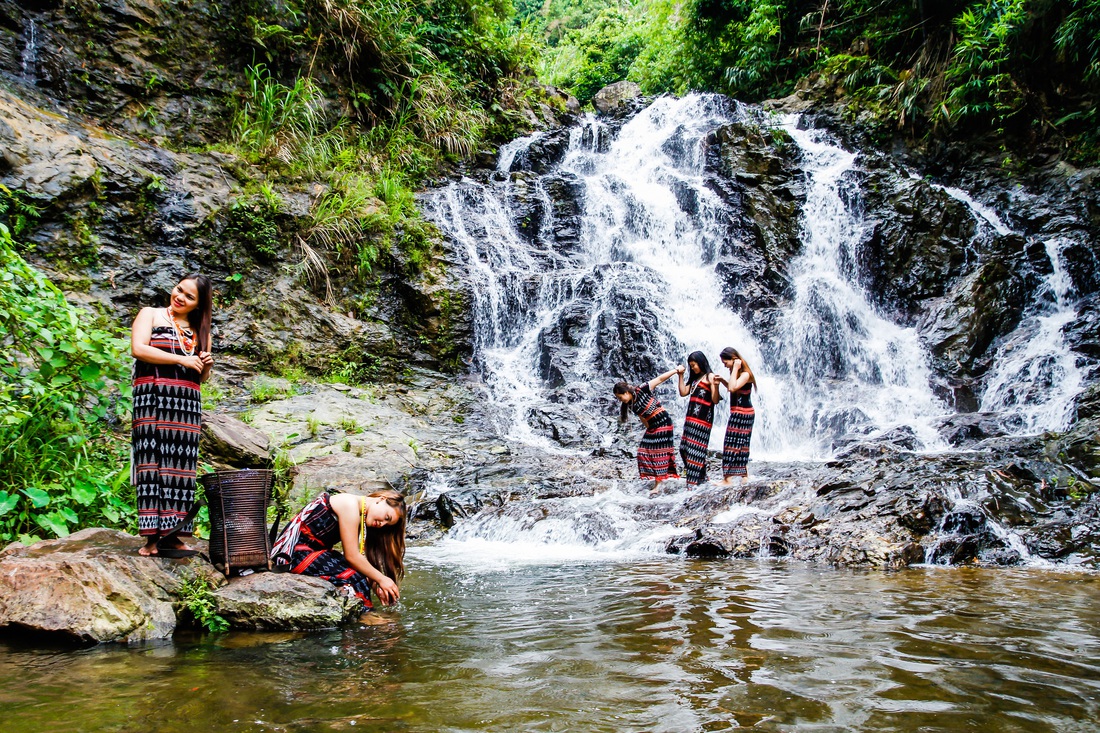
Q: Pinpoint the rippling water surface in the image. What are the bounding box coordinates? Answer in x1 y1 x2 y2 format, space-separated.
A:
2 558 1099 732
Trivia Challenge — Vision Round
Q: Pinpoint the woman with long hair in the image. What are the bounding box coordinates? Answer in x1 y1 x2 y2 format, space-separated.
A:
715 347 757 485
130 274 213 557
676 351 721 487
613 365 684 489
271 489 407 624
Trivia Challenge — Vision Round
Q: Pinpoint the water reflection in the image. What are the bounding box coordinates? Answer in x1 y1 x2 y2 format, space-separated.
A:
1 561 1098 732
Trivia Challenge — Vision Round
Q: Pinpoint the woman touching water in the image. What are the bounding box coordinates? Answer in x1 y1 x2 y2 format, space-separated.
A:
130 275 213 557
677 351 720 488
272 490 407 624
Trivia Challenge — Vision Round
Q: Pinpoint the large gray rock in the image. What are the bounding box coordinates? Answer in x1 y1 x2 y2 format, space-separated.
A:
0 528 223 643
211 573 360 630
201 412 272 469
592 81 642 114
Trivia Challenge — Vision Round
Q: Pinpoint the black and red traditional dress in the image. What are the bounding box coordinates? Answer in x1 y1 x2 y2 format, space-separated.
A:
132 309 202 538
680 377 716 486
271 493 376 612
722 384 755 478
629 382 678 480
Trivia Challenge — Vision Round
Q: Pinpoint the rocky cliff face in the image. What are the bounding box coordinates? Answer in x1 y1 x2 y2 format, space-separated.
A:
0 1 574 374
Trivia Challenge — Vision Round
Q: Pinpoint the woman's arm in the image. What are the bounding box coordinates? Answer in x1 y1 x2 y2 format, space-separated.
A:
709 374 722 403
198 332 214 383
677 367 690 396
331 493 400 605
649 365 685 392
131 307 204 372
730 358 756 387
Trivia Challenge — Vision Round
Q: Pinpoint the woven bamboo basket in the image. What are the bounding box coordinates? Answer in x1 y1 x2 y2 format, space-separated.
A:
200 469 274 576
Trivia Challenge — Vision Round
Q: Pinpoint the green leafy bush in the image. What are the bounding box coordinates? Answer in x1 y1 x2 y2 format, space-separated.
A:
0 223 134 543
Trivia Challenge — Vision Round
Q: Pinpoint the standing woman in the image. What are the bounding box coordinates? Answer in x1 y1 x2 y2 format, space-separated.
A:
677 351 721 487
715 347 757 485
130 275 213 557
613 365 684 488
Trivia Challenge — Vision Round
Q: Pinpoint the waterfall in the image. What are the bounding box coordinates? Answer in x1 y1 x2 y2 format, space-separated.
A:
764 120 947 456
422 94 950 460
978 237 1083 431
21 18 38 82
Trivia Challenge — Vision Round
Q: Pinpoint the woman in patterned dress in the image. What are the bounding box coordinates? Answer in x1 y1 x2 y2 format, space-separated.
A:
613 365 684 488
714 347 757 485
271 489 406 624
130 275 213 557
676 351 721 487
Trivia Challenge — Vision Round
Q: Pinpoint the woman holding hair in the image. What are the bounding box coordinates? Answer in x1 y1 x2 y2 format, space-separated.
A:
715 347 757 484
130 275 213 557
677 351 721 487
613 366 684 488
272 489 406 624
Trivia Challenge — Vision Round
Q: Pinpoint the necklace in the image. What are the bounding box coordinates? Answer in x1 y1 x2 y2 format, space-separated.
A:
166 307 196 356
359 497 367 556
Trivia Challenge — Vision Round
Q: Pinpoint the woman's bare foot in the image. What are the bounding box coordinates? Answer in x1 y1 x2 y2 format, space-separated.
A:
358 612 394 626
138 538 159 556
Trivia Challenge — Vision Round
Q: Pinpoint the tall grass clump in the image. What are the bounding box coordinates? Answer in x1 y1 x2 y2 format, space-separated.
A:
0 223 134 543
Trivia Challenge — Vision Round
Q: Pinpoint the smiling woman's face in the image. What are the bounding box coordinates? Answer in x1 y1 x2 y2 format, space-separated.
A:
170 279 200 317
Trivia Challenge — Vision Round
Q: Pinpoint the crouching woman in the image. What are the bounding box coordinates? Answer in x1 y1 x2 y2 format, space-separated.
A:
272 489 406 623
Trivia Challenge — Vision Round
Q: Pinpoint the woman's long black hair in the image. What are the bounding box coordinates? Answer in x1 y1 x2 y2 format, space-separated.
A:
686 351 712 386
613 381 632 422
181 273 213 352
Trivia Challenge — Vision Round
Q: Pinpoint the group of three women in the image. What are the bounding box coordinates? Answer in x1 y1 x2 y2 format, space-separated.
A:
613 348 756 489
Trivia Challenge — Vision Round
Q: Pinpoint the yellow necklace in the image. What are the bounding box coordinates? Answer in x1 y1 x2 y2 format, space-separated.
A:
358 497 367 556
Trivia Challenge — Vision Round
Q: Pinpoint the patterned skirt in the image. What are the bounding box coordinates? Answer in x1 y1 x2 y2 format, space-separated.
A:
722 405 755 478
274 494 375 612
132 369 201 536
289 546 375 613
638 414 677 480
681 382 715 487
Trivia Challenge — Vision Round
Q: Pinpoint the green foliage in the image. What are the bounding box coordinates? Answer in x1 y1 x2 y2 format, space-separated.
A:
533 0 1100 162
249 376 295 403
224 193 283 262
942 0 1028 126
0 185 43 245
177 572 229 633
0 223 134 543
540 6 644 101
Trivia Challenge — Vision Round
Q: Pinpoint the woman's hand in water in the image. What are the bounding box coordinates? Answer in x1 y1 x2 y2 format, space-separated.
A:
373 576 400 605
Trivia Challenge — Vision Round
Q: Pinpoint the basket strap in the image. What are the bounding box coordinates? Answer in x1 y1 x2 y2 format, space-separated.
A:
157 497 206 547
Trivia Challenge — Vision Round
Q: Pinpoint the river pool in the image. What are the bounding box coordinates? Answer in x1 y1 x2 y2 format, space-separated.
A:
2 553 1098 732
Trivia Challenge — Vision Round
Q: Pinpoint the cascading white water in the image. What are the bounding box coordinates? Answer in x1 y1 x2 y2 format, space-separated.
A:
422 94 950 460
765 120 947 456
21 18 37 82
932 183 1082 432
979 237 1083 431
